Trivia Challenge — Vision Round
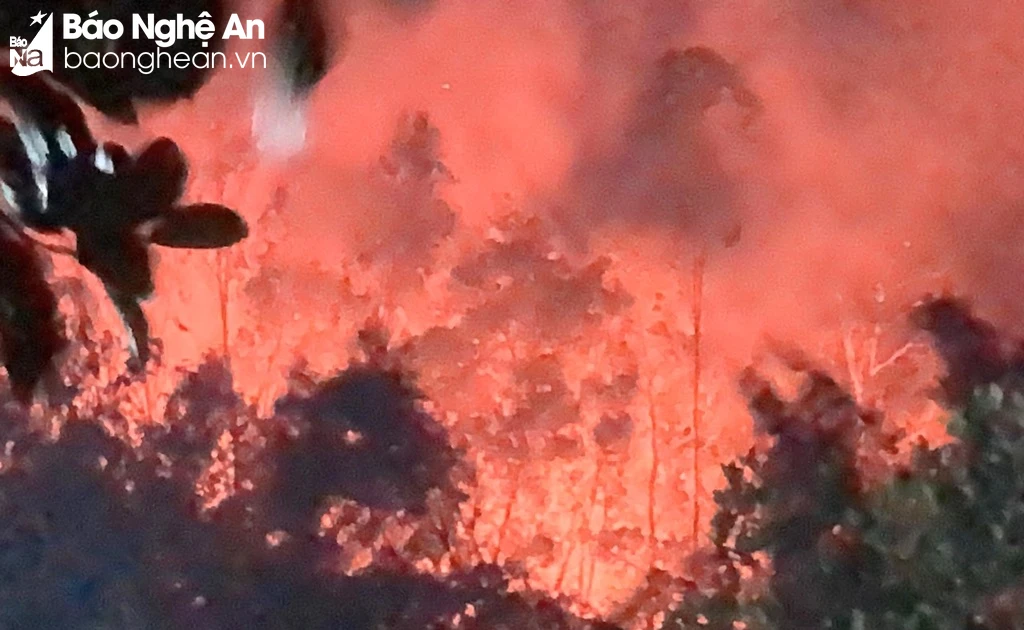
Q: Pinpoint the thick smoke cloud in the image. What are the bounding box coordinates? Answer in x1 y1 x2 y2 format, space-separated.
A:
166 0 1024 349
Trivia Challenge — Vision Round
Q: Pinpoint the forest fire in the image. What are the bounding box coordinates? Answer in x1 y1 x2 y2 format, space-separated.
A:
1 0 1024 628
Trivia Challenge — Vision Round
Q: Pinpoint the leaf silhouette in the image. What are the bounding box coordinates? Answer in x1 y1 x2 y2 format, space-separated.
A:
0 117 43 222
148 203 249 249
99 141 133 173
76 227 154 365
0 218 65 402
107 286 151 371
0 67 96 168
131 137 189 211
0 68 248 377
275 0 334 97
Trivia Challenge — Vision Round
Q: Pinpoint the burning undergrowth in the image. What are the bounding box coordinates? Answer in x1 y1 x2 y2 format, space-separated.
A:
0 287 1014 629
0 294 633 628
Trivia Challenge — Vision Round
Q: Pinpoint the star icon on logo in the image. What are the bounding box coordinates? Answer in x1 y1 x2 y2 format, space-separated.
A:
30 11 47 26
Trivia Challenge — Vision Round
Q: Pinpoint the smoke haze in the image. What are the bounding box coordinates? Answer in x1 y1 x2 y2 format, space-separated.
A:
71 0 1024 610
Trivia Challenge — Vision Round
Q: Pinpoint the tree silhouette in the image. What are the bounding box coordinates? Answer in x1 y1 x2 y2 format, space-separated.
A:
664 299 1024 629
0 331 623 629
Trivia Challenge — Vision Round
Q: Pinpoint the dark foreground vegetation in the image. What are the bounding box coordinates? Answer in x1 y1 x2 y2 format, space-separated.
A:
1 290 1023 629
0 322 622 629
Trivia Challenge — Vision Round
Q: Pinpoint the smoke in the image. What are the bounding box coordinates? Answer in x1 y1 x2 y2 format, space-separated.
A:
78 0 1024 611
236 0 1021 331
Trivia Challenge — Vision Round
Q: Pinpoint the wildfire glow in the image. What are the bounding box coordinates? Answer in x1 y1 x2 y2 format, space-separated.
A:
43 0 1024 621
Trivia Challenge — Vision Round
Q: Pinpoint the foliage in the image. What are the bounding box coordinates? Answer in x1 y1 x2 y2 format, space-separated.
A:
0 335 621 629
0 60 247 399
665 299 1024 629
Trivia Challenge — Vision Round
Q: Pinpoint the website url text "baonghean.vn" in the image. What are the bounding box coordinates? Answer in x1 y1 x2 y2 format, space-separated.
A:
63 49 266 75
